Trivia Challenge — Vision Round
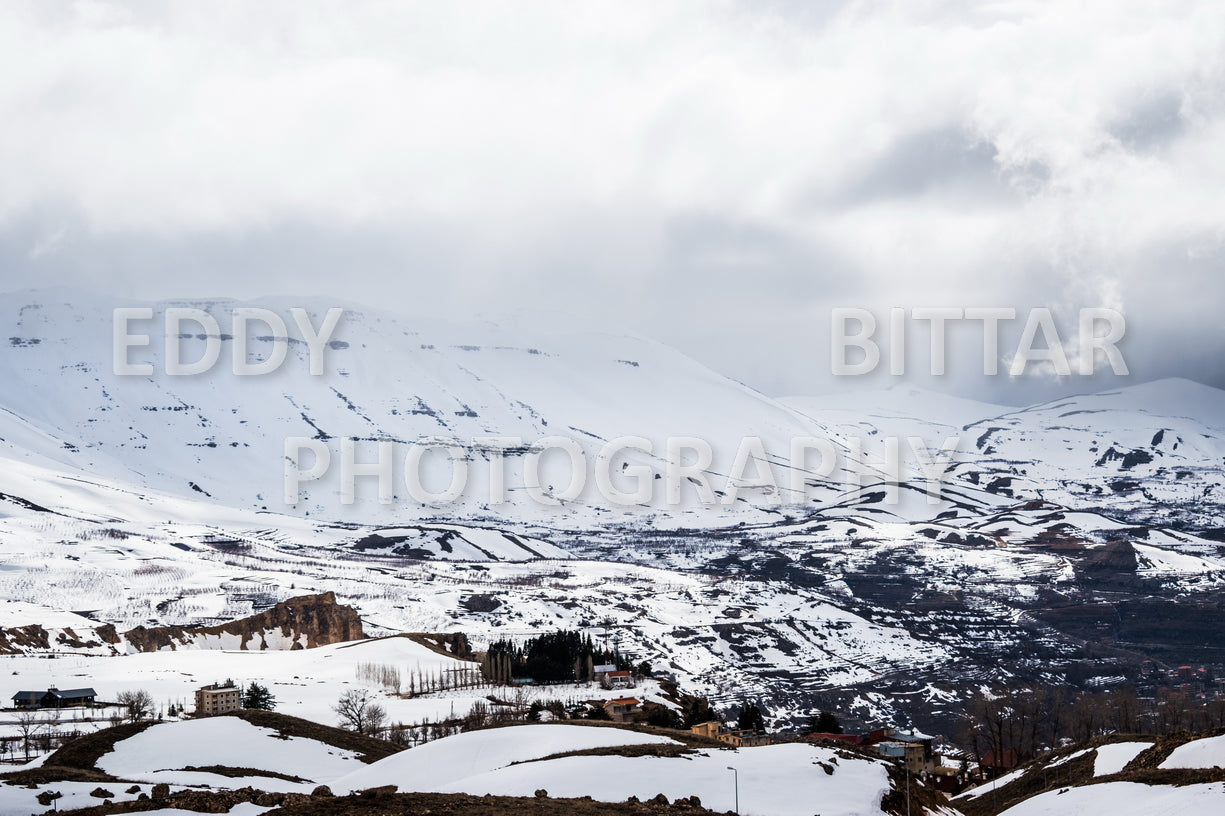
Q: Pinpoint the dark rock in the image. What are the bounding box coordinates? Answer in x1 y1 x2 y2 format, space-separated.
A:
310 785 334 797
90 787 115 798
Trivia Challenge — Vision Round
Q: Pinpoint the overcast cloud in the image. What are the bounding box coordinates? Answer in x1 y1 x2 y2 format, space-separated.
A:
2 0 1224 403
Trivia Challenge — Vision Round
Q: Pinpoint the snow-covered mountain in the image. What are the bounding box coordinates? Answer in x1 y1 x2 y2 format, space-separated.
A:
0 290 886 527
786 380 1225 532
2 288 1225 740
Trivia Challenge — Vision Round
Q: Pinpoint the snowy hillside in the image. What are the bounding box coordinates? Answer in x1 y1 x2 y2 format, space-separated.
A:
0 635 485 738
994 781 1225 816
342 733 901 816
331 724 681 794
0 290 879 526
787 380 1225 531
3 289 1225 745
0 719 948 816
954 730 1225 816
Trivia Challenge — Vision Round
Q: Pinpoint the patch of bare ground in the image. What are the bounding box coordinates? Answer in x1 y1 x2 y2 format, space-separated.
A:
1 722 157 785
46 788 725 816
217 710 404 763
176 765 311 783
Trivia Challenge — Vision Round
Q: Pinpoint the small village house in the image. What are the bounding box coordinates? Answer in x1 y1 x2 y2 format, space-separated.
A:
592 663 617 683
11 686 97 709
808 732 866 746
601 670 633 690
877 740 931 774
690 721 772 747
887 730 936 773
603 697 640 722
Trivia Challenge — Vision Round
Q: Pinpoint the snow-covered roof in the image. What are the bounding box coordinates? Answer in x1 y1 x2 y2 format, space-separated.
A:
51 687 97 699
892 730 934 742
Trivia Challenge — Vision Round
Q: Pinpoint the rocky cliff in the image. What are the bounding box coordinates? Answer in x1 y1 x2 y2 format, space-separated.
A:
123 591 365 652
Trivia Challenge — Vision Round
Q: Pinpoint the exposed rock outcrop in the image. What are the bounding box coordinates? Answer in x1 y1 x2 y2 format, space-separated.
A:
0 623 122 655
0 593 365 655
123 592 364 652
0 623 51 654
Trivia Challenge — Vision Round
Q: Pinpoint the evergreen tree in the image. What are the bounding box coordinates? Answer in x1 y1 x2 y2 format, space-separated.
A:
485 629 622 684
736 702 766 733
242 681 277 711
645 704 682 729
812 710 842 734
680 694 718 728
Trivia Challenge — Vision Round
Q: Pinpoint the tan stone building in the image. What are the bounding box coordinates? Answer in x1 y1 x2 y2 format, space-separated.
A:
689 721 772 747
194 680 241 716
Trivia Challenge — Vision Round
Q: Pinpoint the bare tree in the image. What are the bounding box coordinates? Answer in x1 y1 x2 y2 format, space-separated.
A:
116 689 155 723
333 688 386 735
365 702 388 735
15 709 48 761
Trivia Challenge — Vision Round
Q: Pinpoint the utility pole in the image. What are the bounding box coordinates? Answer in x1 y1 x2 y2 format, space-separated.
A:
906 762 911 816
726 766 739 815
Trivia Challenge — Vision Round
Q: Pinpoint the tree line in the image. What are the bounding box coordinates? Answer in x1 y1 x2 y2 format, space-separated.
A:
482 629 629 684
961 684 1225 765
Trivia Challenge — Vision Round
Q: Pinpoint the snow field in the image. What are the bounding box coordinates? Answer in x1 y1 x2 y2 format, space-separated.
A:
1159 733 1225 770
96 718 362 789
1094 741 1151 776
997 780 1225 816
438 741 891 816
333 723 679 793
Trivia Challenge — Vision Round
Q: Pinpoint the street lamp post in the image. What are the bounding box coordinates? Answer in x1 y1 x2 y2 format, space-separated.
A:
726 766 739 815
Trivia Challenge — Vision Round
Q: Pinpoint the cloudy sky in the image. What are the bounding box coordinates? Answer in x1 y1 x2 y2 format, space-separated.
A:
2 0 1224 404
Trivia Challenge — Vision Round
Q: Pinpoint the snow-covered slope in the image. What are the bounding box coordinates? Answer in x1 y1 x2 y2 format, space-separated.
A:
955 731 1225 816
0 291 876 526
332 724 679 794
419 741 895 816
1158 733 1225 769
0 635 482 734
955 378 1225 529
2 719 950 816
786 379 1225 530
997 780 1225 816
96 717 364 790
